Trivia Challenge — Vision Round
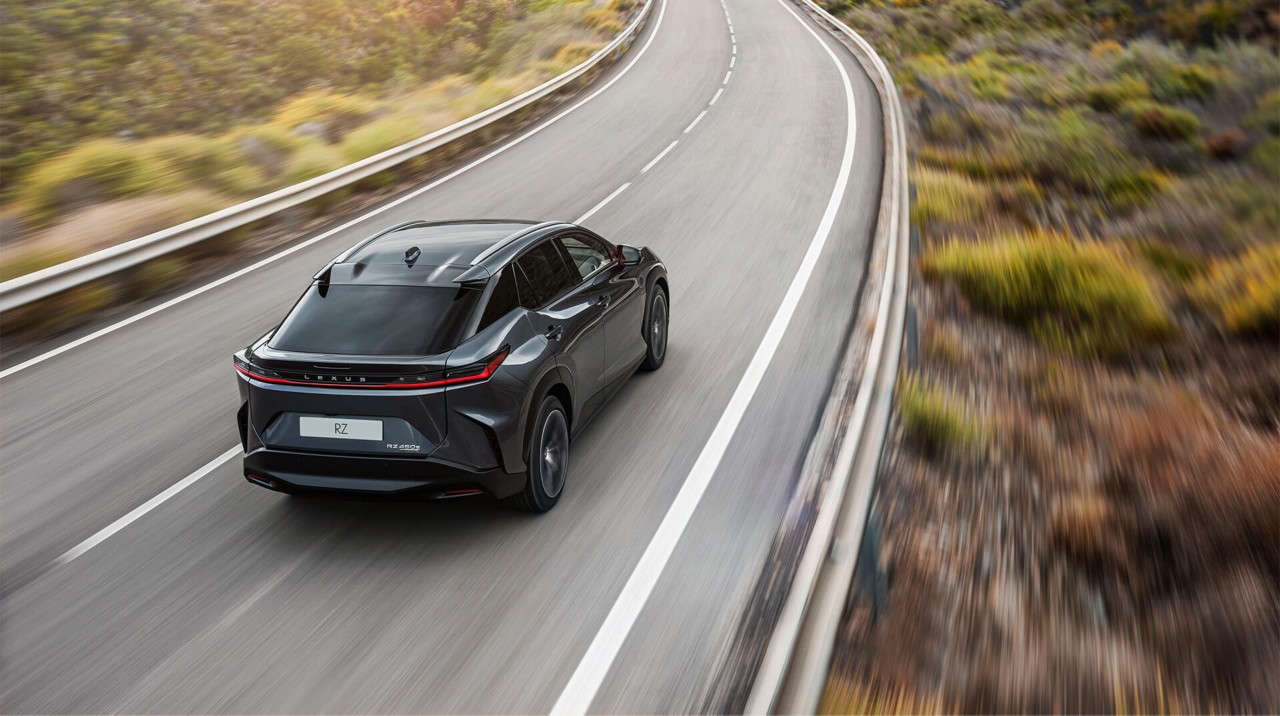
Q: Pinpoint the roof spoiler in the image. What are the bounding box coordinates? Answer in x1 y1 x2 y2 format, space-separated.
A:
453 265 492 288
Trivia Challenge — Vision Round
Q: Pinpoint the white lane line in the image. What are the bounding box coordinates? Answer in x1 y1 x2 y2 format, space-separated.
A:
733 44 737 55
641 141 680 173
709 87 725 105
575 183 631 223
724 69 733 84
730 55 736 69
683 110 708 134
0 0 671 381
54 446 242 566
549 0 859 712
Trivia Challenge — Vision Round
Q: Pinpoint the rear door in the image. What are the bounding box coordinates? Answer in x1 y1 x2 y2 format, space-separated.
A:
515 239 607 406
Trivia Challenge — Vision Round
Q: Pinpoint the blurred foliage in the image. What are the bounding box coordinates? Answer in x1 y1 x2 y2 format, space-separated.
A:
1192 242 1280 336
0 0 622 203
898 373 985 457
921 231 1175 357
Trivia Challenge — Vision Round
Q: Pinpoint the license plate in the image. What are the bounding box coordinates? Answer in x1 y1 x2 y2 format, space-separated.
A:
299 416 383 441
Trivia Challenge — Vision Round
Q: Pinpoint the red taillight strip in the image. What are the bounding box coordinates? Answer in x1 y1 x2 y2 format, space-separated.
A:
233 349 508 390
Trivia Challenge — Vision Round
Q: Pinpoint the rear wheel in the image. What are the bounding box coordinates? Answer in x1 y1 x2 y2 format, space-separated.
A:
504 395 569 512
640 285 668 371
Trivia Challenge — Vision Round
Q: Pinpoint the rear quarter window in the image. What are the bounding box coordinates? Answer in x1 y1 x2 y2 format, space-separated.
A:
476 268 521 332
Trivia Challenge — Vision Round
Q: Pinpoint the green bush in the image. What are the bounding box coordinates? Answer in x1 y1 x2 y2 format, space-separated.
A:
898 373 984 457
338 114 425 163
1128 101 1201 140
17 139 180 224
920 230 1175 356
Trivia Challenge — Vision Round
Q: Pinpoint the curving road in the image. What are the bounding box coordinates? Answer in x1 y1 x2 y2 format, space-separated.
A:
0 0 883 711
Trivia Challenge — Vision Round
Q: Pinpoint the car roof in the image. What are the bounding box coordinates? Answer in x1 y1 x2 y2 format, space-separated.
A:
322 219 569 287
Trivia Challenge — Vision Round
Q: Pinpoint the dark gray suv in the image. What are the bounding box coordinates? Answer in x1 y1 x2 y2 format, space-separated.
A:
233 219 668 512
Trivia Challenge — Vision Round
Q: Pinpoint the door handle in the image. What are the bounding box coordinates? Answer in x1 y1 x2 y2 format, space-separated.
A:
545 325 563 341
596 295 612 308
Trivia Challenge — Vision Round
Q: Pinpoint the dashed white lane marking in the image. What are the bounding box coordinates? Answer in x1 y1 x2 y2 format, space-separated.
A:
575 183 632 223
723 69 733 84
642 141 680 173
550 0 861 711
710 88 725 105
733 44 737 55
730 55 736 68
684 110 709 134
0 0 673 381
54 446 242 566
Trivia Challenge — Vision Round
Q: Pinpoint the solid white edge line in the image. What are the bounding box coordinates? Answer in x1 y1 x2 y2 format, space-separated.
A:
683 110 709 134
575 183 632 223
54 446 242 566
0 0 670 382
548 0 858 711
641 141 680 173
710 87 725 105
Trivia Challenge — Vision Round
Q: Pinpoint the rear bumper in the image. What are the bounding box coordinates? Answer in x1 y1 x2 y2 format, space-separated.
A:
243 447 525 499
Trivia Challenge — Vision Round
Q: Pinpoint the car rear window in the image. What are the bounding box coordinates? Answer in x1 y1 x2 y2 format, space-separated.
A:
270 284 480 356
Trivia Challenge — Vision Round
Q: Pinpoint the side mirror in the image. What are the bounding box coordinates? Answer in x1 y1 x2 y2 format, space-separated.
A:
618 244 642 267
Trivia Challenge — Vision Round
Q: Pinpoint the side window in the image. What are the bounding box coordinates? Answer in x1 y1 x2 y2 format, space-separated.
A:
476 267 520 332
557 234 612 279
515 240 578 307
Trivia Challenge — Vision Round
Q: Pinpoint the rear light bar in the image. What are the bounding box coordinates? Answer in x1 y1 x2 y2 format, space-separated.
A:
233 348 508 390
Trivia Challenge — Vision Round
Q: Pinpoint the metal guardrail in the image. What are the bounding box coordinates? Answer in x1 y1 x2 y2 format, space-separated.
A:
0 0 653 314
743 0 911 712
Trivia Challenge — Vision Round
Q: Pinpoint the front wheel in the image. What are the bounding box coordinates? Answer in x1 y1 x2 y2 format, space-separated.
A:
504 395 570 512
640 285 668 371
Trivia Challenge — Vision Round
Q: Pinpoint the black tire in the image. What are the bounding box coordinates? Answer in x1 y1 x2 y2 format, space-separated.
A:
640 284 668 371
503 395 570 512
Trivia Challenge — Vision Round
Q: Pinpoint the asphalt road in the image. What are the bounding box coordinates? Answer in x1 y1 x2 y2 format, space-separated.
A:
0 0 883 710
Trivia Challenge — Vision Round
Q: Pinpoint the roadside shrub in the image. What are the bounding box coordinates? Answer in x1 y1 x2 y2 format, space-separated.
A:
947 0 1006 33
18 140 178 224
211 164 267 196
139 134 236 182
898 373 984 457
282 144 346 184
912 167 994 227
338 114 423 163
271 90 378 136
1137 241 1204 283
1192 242 1280 336
1129 102 1201 140
1244 90 1280 134
1250 137 1280 179
921 230 1175 356
1083 75 1150 112
582 8 617 29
